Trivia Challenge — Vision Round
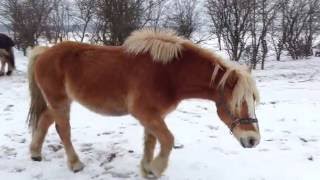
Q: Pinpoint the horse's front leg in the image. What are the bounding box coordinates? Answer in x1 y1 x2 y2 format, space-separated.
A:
134 111 174 178
141 129 157 177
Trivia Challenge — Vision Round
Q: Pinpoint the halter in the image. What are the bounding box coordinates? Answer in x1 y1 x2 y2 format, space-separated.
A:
216 89 258 133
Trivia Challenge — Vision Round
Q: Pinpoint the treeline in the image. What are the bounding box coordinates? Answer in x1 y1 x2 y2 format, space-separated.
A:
0 0 319 69
0 0 199 53
207 0 320 69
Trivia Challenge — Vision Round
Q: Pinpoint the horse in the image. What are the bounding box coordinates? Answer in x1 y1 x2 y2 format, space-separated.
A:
0 33 15 76
27 29 260 178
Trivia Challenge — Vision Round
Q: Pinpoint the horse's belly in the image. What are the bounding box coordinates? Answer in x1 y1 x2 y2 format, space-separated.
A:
76 97 128 116
66 84 129 116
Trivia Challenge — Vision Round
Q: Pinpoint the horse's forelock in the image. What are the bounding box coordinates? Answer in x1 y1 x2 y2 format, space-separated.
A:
214 64 259 116
229 70 260 116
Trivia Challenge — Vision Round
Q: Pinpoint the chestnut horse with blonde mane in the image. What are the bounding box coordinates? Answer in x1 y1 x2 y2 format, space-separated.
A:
27 29 260 178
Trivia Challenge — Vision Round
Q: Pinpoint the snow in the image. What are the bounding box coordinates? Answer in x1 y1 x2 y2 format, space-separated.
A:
0 49 320 180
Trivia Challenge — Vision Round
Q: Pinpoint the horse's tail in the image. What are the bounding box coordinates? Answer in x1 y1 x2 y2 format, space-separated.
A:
8 47 15 69
27 46 49 134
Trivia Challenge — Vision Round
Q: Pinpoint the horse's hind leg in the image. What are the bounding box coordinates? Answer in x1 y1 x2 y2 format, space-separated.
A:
50 103 84 172
6 62 13 75
0 60 5 76
6 57 13 76
30 109 54 161
141 129 157 177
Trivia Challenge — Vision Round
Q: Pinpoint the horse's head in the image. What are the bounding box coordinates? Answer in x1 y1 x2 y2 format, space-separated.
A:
214 68 260 148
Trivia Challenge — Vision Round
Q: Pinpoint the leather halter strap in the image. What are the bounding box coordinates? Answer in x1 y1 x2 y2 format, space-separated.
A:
230 118 258 132
216 90 258 133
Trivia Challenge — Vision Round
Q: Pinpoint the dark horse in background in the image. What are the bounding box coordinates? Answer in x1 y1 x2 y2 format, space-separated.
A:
0 33 15 76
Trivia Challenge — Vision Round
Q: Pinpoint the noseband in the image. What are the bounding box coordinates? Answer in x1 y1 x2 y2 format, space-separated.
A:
216 90 258 133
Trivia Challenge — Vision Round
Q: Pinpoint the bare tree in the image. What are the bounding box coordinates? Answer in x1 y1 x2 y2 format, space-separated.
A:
270 0 289 61
47 0 72 43
303 0 320 56
248 0 279 69
275 0 320 60
0 0 55 54
146 0 167 30
207 0 255 62
164 0 200 39
284 0 309 59
94 0 162 45
73 0 96 42
206 0 224 50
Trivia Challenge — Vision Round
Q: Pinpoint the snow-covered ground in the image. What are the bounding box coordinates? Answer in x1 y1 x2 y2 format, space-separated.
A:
0 49 319 180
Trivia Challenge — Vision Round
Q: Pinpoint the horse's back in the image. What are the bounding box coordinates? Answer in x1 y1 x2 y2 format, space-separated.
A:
0 33 14 49
35 41 131 115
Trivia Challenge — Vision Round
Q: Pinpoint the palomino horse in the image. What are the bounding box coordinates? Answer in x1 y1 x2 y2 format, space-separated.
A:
0 33 15 76
27 29 260 178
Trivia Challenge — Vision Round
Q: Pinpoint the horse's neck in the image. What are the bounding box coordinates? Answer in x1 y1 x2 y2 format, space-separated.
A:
172 51 218 101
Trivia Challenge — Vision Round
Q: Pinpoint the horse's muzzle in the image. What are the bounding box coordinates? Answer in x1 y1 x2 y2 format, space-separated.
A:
240 136 259 148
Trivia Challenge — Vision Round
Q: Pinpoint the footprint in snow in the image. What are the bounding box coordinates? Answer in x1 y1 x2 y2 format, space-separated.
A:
258 148 269 152
4 133 26 143
80 143 93 152
280 147 291 151
3 104 14 111
282 130 291 134
47 144 63 152
11 167 26 173
106 171 135 179
97 131 115 136
0 146 17 157
206 125 219 130
5 117 13 121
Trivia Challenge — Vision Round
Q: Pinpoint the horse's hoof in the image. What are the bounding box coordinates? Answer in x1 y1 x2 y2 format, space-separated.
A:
141 164 161 179
0 72 4 76
149 168 161 179
6 71 12 76
144 171 158 179
148 157 168 178
70 161 85 173
73 168 84 173
141 160 156 179
31 156 42 161
141 169 158 179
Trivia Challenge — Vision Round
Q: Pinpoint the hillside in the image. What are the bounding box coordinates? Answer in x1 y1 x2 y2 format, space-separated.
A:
0 49 319 179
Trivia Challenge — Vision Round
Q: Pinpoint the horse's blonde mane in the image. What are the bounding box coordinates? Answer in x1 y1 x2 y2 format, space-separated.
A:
123 28 184 63
182 42 260 115
124 29 259 114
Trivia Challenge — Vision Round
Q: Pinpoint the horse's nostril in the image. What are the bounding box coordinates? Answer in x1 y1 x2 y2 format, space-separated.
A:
248 137 256 147
240 138 246 147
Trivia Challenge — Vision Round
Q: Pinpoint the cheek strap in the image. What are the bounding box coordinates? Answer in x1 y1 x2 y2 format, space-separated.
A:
216 90 258 133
